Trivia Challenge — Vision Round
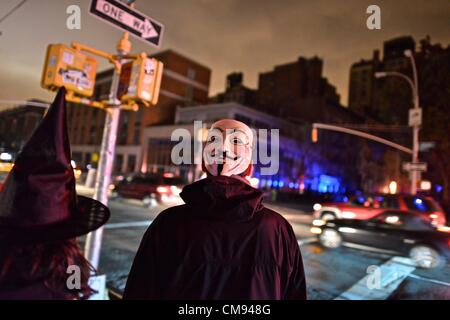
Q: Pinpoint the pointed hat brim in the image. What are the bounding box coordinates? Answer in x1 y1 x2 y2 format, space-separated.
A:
0 195 110 244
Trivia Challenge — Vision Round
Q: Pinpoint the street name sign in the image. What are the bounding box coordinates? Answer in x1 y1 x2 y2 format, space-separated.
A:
419 141 436 152
90 0 164 48
408 108 422 127
402 162 427 172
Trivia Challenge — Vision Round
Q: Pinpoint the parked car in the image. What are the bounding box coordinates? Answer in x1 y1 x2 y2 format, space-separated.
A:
0 157 13 192
110 173 185 207
311 210 450 268
0 171 8 192
313 193 447 226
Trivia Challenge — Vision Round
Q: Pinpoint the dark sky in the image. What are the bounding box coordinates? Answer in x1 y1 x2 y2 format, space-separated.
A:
0 0 448 106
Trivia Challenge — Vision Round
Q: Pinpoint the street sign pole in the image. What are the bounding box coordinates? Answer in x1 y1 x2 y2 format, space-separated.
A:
407 50 420 195
84 33 131 271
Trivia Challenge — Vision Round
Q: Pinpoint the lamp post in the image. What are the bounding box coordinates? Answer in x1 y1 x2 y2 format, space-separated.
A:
375 49 420 195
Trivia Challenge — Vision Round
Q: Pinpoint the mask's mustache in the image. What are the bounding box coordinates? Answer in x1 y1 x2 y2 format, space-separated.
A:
211 151 239 161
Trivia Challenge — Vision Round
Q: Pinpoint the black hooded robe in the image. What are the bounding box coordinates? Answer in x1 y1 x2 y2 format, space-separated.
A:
123 175 307 300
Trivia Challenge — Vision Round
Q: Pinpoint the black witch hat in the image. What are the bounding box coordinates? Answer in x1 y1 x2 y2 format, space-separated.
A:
0 87 109 244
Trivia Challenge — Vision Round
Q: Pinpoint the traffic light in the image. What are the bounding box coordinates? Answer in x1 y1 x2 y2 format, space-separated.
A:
41 44 97 97
118 56 164 106
311 128 318 143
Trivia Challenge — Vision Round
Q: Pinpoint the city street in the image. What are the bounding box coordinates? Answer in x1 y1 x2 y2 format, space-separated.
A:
1 0 449 306
77 186 450 300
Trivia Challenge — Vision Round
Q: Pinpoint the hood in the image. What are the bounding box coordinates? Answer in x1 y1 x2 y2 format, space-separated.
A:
180 175 264 221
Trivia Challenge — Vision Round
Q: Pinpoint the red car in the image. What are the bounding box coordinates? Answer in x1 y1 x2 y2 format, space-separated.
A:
111 174 185 208
313 193 447 226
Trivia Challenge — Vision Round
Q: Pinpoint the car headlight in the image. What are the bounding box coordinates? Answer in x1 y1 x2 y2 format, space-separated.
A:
312 219 326 226
342 211 356 219
313 203 322 211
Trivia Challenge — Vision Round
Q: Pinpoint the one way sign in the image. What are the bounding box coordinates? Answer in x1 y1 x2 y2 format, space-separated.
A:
90 0 164 48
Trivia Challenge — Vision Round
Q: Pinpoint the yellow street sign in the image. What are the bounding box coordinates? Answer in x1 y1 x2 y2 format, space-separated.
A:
41 44 98 97
118 56 163 106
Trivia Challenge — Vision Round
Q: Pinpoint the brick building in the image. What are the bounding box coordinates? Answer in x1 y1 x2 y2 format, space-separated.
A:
210 72 258 107
0 101 47 152
257 56 341 122
348 36 416 118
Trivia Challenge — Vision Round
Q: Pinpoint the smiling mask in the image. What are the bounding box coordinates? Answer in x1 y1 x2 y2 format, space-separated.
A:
203 119 254 176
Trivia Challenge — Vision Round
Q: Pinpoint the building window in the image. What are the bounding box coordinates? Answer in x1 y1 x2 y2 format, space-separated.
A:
118 112 130 145
127 155 136 173
72 152 82 164
84 153 91 167
186 86 194 103
91 108 99 125
133 127 141 145
118 127 128 145
187 68 196 80
72 128 78 144
114 154 124 173
79 126 85 144
95 83 110 101
135 107 143 125
88 127 96 145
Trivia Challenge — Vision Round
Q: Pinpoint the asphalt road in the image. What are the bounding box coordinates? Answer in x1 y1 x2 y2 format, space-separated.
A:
76 187 450 300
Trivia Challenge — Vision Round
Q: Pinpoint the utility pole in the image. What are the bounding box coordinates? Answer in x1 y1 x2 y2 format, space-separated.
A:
375 49 421 195
84 23 132 270
406 49 420 195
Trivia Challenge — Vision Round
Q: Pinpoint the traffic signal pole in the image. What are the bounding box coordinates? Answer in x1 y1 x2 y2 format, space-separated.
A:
312 123 414 155
374 50 421 195
83 32 131 270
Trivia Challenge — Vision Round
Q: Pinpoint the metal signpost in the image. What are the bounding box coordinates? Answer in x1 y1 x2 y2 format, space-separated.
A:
374 50 422 195
402 161 427 184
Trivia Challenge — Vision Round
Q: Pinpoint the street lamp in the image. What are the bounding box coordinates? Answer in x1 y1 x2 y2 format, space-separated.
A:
374 49 421 195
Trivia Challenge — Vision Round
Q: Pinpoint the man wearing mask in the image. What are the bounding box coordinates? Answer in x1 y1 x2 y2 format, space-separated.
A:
124 119 306 300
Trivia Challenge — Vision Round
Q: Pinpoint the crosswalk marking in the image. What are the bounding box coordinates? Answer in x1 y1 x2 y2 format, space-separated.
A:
298 237 318 246
407 273 450 288
104 220 153 229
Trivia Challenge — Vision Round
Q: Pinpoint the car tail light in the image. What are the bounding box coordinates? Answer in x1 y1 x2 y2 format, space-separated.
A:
429 213 438 219
156 186 169 193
